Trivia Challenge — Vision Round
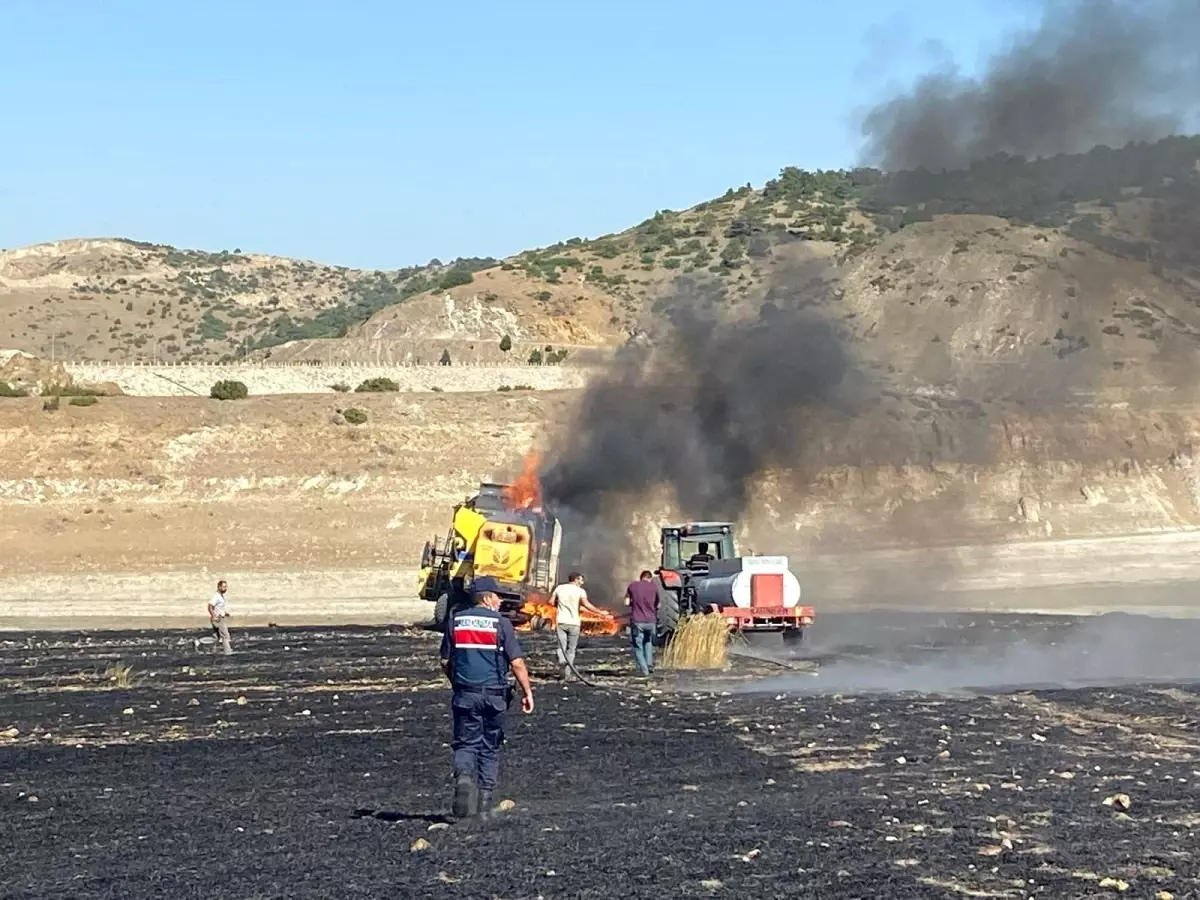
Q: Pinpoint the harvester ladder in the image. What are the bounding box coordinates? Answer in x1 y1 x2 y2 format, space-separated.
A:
533 555 551 587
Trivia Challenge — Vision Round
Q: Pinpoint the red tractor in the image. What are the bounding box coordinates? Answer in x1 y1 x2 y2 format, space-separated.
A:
654 521 814 645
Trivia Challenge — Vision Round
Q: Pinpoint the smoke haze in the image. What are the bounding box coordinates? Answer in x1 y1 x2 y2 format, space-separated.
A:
744 611 1200 695
861 0 1200 172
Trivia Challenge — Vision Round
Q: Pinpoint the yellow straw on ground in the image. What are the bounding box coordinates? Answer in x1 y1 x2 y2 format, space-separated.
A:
661 613 729 670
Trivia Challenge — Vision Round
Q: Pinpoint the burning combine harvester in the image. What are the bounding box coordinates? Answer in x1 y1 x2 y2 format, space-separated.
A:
417 455 621 636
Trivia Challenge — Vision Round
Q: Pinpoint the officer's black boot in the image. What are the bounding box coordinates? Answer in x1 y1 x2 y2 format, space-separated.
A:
452 774 478 819
477 790 494 820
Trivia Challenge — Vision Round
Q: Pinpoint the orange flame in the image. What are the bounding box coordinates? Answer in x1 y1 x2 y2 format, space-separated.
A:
582 613 624 637
502 451 543 511
515 598 624 636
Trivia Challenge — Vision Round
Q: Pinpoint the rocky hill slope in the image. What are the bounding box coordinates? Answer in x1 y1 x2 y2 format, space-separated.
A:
8 136 1200 376
0 238 494 364
266 135 1200 380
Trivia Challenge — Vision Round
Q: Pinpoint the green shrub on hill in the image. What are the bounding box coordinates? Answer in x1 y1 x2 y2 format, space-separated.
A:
355 377 399 393
210 380 249 400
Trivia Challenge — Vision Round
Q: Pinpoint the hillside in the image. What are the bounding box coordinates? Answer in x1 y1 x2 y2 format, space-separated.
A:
7 135 1200 372
0 238 494 363
250 135 1200 377
8 136 1200 611
255 184 863 364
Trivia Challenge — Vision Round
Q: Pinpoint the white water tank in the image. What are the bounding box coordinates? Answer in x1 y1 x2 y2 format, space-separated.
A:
692 556 801 609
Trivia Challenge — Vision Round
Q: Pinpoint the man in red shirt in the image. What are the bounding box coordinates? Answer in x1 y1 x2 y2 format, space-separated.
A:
624 570 659 676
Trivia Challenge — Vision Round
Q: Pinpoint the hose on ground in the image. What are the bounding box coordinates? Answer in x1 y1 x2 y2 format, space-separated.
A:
553 626 656 693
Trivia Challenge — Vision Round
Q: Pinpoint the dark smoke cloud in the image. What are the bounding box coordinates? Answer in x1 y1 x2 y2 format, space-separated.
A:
537 1 1200 610
861 0 1200 172
542 277 852 523
536 264 1016 599
539 266 875 596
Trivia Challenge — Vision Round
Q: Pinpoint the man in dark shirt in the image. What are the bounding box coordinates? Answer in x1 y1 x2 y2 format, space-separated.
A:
624 570 660 676
439 576 534 819
687 542 715 571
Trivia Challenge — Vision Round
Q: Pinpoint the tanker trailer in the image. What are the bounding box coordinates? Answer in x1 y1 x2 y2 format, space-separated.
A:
692 555 813 641
654 522 815 644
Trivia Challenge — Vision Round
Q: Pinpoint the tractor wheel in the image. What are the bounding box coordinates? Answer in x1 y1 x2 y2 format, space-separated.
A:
433 592 451 631
657 583 681 644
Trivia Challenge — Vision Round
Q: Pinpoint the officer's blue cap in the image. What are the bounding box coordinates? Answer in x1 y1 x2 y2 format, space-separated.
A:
469 576 502 596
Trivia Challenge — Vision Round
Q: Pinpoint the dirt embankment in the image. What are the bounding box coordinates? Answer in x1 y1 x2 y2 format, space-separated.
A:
5 390 1200 621
0 392 567 577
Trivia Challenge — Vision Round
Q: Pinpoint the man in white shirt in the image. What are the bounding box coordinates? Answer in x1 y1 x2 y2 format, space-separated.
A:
207 580 233 656
550 572 608 679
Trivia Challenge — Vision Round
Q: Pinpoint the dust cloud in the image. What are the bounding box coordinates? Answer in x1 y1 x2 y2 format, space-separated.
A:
860 0 1200 172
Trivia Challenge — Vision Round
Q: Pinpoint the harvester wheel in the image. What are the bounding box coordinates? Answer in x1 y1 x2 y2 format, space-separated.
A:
433 592 451 631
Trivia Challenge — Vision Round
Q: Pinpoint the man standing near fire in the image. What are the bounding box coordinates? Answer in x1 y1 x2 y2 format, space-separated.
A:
550 572 610 679
439 576 534 819
624 570 659 676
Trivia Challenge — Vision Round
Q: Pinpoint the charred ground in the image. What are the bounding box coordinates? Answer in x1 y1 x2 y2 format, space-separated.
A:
2 616 1199 899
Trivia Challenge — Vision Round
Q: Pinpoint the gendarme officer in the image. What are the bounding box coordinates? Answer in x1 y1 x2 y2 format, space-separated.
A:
438 576 534 819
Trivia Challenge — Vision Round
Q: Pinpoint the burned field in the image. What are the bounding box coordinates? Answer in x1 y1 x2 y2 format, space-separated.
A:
2 615 1199 899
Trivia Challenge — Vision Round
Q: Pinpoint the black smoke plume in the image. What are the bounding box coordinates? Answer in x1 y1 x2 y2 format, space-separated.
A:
540 268 865 595
543 289 849 521
861 0 1200 172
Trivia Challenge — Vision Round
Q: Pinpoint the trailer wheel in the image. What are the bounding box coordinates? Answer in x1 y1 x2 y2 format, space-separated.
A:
433 592 451 631
657 582 680 643
741 630 784 650
783 628 805 648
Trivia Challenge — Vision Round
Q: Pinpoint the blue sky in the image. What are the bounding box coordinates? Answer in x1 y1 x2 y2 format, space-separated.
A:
2 0 1032 269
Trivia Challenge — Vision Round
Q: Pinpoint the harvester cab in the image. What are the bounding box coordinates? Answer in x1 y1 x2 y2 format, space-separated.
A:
418 481 563 631
655 522 814 644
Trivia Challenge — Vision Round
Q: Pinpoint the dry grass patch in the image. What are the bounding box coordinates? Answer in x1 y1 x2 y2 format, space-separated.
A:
102 661 136 687
661 614 729 670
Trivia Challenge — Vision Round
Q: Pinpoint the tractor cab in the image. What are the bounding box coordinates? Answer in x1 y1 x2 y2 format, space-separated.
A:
653 520 814 645
660 522 736 574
